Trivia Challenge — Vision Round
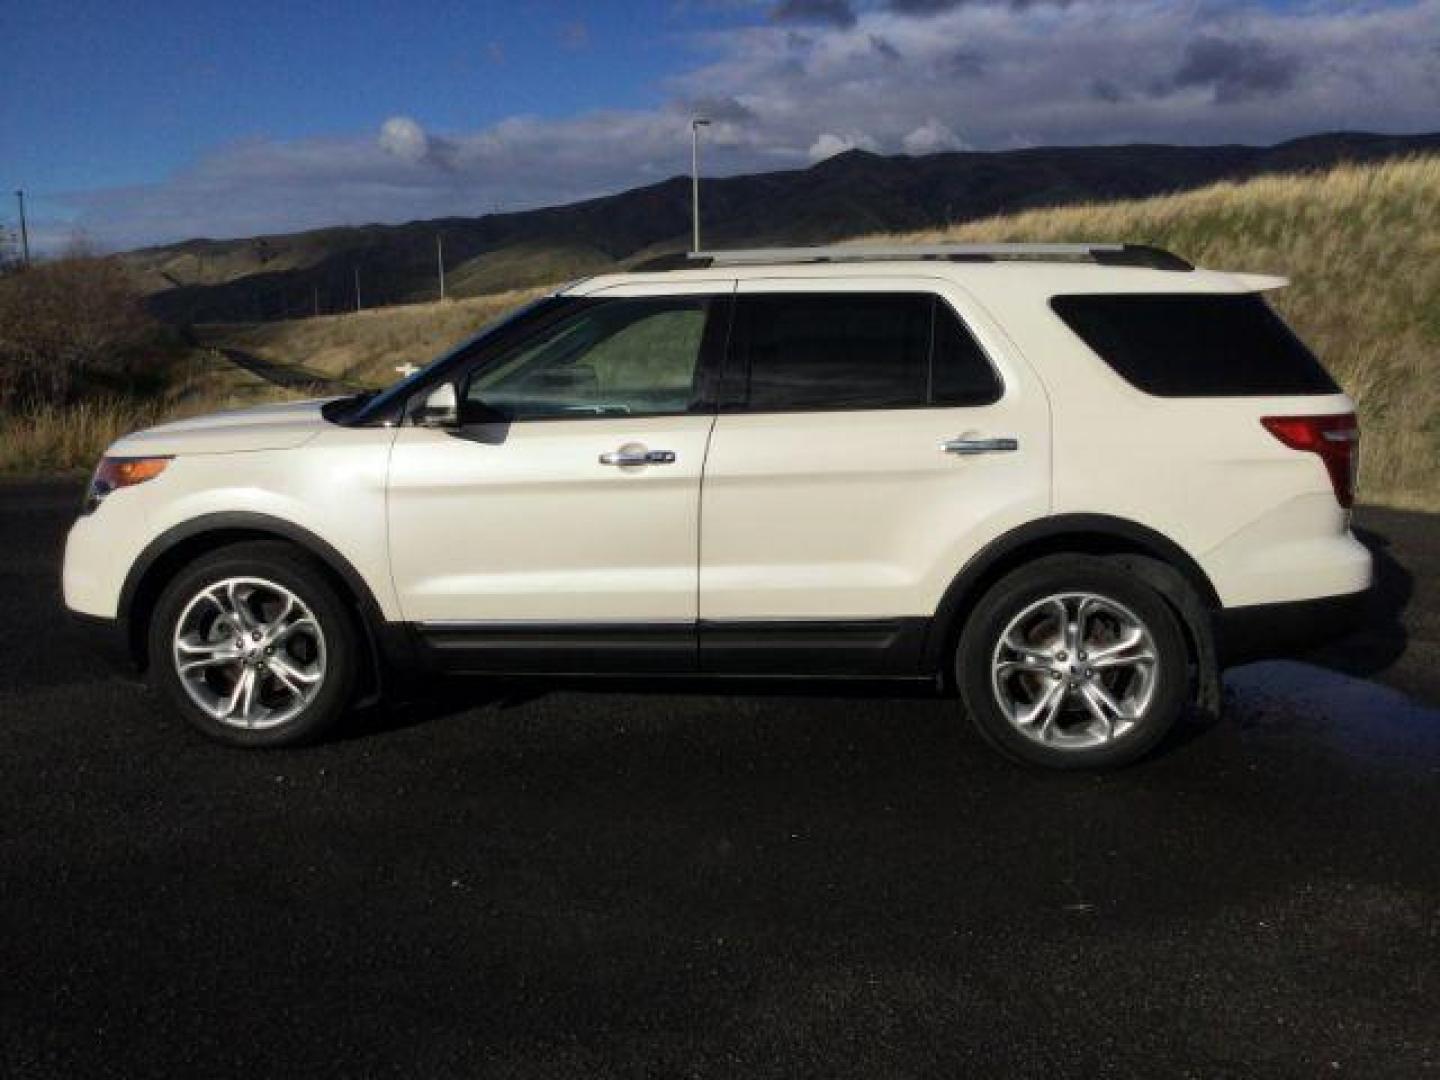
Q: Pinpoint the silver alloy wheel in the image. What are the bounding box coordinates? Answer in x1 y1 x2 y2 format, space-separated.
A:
171 576 327 730
990 591 1159 749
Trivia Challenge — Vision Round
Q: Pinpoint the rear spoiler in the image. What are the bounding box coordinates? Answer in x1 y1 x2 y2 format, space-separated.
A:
1230 273 1289 292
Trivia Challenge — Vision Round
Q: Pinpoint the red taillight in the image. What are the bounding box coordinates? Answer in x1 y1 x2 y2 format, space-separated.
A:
1261 413 1359 508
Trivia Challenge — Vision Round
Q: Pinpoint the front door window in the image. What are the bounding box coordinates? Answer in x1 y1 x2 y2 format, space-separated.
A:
465 298 710 419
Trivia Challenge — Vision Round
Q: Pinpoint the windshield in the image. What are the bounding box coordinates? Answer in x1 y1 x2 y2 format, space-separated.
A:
342 296 560 425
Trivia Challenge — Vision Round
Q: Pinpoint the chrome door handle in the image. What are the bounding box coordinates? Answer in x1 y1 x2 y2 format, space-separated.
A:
942 436 1019 456
599 449 676 466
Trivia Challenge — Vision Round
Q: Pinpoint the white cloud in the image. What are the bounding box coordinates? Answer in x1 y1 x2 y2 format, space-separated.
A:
808 130 880 160
902 118 969 155
378 116 430 164
54 0 1440 248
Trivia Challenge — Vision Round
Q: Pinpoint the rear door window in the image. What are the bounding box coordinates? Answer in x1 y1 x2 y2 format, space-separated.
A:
730 292 1001 412
1050 293 1339 397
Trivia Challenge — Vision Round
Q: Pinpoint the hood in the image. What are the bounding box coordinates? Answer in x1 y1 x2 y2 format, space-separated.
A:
109 398 338 457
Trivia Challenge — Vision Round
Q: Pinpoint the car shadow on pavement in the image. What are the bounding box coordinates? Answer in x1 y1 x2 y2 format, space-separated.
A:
1305 525 1412 682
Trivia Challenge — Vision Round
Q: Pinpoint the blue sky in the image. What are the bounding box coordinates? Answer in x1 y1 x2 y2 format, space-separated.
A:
3 0 1438 250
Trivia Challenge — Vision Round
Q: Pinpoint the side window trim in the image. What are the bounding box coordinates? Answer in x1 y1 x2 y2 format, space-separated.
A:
929 294 1006 409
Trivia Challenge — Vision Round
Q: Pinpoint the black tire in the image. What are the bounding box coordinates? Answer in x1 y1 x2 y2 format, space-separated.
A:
147 540 362 747
956 554 1190 770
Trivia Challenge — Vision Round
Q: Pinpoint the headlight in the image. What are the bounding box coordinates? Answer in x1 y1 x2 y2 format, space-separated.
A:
82 456 171 515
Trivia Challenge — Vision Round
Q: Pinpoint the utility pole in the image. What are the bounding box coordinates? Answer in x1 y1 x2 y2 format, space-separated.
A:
436 233 446 301
14 189 30 266
690 118 710 253
353 266 361 312
313 285 320 318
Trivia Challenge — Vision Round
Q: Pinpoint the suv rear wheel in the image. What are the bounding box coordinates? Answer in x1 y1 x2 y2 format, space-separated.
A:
148 541 361 747
957 555 1189 769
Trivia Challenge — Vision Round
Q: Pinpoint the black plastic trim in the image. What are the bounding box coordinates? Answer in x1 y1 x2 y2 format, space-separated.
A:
1090 244 1194 272
1213 588 1368 666
699 618 928 676
417 622 697 674
630 253 712 272
410 617 931 679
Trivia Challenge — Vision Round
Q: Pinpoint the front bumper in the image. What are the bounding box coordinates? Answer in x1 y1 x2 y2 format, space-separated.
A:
1213 588 1369 667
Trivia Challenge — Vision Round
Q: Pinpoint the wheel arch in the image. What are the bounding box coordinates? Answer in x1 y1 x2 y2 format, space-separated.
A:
923 514 1221 706
119 513 412 683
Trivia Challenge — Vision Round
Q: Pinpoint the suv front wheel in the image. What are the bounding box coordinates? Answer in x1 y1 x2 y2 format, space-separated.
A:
148 541 361 747
957 555 1189 769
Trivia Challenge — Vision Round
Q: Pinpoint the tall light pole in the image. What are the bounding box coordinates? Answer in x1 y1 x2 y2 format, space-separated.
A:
354 266 362 312
690 118 711 254
14 189 31 266
436 233 446 301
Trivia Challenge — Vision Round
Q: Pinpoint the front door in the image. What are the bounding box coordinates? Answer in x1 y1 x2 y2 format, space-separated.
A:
387 282 732 672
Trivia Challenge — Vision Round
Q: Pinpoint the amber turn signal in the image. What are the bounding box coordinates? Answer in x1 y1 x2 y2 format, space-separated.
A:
83 456 171 514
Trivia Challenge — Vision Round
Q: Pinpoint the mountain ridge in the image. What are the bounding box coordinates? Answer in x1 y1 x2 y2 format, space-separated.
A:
126 130 1440 324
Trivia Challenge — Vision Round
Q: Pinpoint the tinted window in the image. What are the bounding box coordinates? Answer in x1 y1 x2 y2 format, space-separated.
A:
1051 293 1339 397
931 300 1002 406
465 297 710 419
733 293 1000 411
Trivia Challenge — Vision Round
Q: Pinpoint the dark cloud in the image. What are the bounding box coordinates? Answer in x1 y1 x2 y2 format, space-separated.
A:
686 96 756 123
943 48 987 78
771 0 857 29
1172 35 1300 104
1089 78 1125 103
888 0 1070 13
869 34 902 61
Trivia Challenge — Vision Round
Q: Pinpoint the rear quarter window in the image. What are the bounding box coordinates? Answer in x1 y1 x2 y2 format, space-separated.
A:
1050 293 1340 397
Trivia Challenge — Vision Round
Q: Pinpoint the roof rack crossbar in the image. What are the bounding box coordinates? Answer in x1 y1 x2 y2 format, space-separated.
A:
680 243 1192 272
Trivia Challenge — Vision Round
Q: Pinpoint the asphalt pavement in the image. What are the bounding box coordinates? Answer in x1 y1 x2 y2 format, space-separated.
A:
2 479 1437 1078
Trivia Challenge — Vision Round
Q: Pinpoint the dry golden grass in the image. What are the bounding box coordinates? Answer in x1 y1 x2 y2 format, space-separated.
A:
196 287 552 388
873 155 1440 510
0 349 287 475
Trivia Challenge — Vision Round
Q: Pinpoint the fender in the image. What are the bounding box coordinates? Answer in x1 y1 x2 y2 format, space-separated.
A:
118 512 418 677
921 513 1221 673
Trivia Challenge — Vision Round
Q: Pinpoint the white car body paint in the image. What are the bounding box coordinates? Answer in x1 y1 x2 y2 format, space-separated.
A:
64 257 1371 638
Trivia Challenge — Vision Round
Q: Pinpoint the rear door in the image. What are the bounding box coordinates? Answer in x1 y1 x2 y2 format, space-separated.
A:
698 276 1050 675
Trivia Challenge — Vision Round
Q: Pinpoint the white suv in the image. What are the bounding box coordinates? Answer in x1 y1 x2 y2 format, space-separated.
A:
63 243 1371 768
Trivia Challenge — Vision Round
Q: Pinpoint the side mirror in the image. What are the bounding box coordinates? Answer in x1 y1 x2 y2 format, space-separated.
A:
412 382 459 428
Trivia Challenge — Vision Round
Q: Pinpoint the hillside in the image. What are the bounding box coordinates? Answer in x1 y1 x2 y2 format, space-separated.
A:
879 156 1440 511
193 288 550 388
196 156 1440 512
127 131 1440 325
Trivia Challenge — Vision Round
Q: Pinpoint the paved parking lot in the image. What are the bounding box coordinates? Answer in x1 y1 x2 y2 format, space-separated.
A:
3 480 1437 1078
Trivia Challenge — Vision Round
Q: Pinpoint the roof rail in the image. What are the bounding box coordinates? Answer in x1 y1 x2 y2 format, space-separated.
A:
629 252 694 272
662 243 1192 272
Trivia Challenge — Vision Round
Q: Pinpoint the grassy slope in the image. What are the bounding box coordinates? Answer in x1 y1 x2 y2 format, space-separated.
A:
143 158 1440 509
876 156 1440 510
194 287 551 388
0 349 282 475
